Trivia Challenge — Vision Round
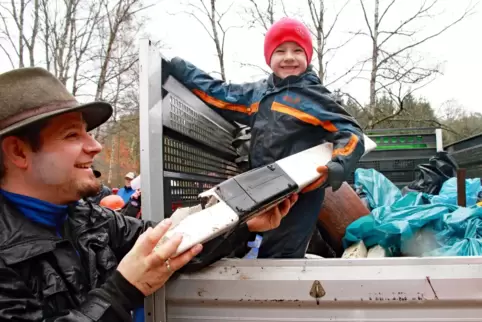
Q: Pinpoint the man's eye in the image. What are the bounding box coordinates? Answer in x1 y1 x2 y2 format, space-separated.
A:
66 132 79 139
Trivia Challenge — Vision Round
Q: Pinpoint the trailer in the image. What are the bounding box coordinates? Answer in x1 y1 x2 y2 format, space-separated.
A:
138 39 482 322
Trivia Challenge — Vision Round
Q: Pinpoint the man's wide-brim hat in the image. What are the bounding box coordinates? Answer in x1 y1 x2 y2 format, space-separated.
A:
0 67 113 136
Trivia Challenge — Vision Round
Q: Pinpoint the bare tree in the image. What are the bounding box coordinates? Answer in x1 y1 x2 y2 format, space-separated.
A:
90 0 151 139
71 1 103 95
437 100 482 143
359 0 475 126
178 0 236 80
307 0 361 83
39 0 79 84
0 0 40 68
243 0 290 33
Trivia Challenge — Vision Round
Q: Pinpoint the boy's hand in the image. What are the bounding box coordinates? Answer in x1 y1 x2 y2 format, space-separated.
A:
301 166 329 193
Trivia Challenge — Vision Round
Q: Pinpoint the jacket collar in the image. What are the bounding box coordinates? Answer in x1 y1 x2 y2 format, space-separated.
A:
0 195 104 265
267 65 321 90
0 194 62 265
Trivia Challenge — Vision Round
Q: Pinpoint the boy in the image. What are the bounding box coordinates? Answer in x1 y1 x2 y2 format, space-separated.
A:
168 17 365 258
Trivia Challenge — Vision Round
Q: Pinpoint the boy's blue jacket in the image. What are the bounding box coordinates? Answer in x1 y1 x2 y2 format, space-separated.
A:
168 57 365 189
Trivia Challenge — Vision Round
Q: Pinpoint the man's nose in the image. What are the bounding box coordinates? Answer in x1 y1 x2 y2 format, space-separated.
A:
84 134 103 154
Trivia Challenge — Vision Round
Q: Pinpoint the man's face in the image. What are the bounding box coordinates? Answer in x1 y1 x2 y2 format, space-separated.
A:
270 42 308 79
125 178 132 187
28 112 102 202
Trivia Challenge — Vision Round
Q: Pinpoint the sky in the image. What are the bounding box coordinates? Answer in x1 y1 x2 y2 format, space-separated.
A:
0 0 480 114
142 0 482 114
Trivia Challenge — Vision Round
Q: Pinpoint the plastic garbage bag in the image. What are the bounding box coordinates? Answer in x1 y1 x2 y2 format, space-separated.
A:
425 206 482 256
354 185 371 210
344 168 482 256
354 168 402 209
431 177 482 207
343 192 456 256
406 151 458 195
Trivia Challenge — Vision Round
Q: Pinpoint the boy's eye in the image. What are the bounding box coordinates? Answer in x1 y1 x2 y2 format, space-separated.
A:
295 48 303 52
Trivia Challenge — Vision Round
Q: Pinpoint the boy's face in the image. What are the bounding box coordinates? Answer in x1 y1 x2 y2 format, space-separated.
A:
270 42 308 79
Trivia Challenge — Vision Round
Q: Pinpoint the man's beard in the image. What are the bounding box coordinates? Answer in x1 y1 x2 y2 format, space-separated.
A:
76 178 101 199
55 174 101 202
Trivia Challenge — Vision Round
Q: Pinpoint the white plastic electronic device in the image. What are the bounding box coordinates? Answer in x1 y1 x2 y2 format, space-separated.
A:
155 134 377 257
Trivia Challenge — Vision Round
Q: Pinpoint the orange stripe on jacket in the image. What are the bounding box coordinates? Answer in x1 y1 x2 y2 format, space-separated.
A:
333 134 359 157
192 89 258 115
271 101 338 132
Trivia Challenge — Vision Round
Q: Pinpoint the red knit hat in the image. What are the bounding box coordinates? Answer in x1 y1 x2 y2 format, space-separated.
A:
264 18 313 66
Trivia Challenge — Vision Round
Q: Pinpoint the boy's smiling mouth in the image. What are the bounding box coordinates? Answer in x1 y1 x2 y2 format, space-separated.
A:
281 66 299 71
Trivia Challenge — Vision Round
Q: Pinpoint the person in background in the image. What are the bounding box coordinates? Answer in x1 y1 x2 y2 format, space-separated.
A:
117 172 136 203
122 189 142 218
85 167 112 204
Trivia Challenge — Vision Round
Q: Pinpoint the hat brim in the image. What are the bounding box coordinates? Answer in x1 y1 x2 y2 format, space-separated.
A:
0 101 113 136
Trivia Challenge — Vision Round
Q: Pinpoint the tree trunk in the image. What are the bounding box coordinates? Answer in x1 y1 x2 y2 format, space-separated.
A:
210 0 225 80
369 0 379 112
107 135 116 185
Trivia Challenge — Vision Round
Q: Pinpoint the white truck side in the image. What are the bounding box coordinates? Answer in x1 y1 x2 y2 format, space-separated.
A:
138 39 482 322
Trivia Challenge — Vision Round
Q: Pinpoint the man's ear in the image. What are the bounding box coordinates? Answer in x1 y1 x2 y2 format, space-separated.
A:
1 136 30 170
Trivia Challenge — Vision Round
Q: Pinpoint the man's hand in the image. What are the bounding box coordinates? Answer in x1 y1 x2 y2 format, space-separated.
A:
301 165 328 193
117 219 203 296
246 194 298 232
131 189 141 200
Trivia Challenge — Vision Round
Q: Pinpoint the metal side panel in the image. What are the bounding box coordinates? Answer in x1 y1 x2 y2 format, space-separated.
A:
139 38 167 322
161 92 236 156
162 75 236 135
165 257 482 321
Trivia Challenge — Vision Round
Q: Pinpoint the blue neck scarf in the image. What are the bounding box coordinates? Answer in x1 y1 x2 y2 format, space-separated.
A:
0 189 69 236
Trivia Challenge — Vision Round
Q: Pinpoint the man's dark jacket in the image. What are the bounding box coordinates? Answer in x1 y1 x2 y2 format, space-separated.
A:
0 195 252 321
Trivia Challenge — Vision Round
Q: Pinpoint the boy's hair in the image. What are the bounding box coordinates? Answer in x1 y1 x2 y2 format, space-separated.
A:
264 17 313 66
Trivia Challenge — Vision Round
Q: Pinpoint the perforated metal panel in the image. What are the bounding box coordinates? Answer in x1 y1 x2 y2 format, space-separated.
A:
158 78 242 217
163 136 240 178
356 159 424 172
163 92 237 157
445 133 482 179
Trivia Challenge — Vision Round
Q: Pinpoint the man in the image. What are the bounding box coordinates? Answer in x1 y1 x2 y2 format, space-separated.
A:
0 67 297 321
117 172 136 203
85 167 112 204
122 189 142 218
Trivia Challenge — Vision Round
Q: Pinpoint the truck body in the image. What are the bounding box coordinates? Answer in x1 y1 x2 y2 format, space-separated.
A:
138 39 482 322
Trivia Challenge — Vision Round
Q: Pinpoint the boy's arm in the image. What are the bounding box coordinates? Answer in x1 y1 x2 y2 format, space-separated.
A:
325 119 365 190
168 57 260 125
296 91 365 191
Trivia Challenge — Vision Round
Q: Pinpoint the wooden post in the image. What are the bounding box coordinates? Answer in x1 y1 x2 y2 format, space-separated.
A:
457 168 467 207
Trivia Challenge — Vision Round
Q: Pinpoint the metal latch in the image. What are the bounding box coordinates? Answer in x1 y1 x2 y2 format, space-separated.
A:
310 280 325 304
